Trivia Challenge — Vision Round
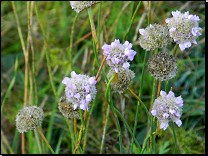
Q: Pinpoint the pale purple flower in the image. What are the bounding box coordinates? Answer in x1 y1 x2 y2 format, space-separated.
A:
62 71 97 111
157 100 161 104
192 40 197 44
160 90 167 96
172 10 181 17
62 77 70 85
169 108 176 114
169 27 176 32
175 96 183 105
166 10 202 51
165 19 170 23
71 71 76 77
175 119 182 127
89 77 97 85
139 29 145 36
86 94 92 102
74 93 81 99
102 39 136 73
73 103 78 110
188 14 200 21
160 122 169 130
70 1 100 13
182 11 189 19
163 113 169 119
179 41 192 51
151 110 157 116
152 90 183 130
123 62 130 69
175 112 181 117
192 27 202 36
167 91 175 98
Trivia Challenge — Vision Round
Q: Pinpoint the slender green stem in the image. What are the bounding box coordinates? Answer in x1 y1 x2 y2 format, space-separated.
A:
165 80 169 92
148 1 151 26
34 129 42 154
105 73 123 153
69 13 78 72
90 10 123 153
127 88 150 121
83 99 95 153
1 57 18 114
74 124 84 154
97 2 102 41
92 40 108 81
151 79 157 154
34 2 59 103
36 127 55 154
115 108 141 153
87 7 98 47
79 108 85 128
100 104 111 154
64 117 81 153
123 1 141 39
130 50 148 153
105 73 117 102
171 121 177 154
173 44 179 57
140 133 153 154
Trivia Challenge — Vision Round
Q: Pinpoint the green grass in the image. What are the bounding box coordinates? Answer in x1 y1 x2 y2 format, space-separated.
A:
1 1 205 154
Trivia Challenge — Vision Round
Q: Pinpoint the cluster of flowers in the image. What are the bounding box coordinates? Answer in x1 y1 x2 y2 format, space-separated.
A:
151 90 183 130
138 10 201 129
166 10 202 51
139 10 202 51
147 51 178 81
15 4 200 134
102 39 136 93
16 106 44 133
61 71 97 111
70 1 100 13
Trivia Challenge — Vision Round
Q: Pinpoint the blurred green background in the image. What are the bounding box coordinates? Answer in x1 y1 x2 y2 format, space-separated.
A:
1 1 205 154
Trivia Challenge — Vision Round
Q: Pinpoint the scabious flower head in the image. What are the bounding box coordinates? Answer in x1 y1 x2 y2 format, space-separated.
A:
70 1 100 13
147 52 178 81
58 93 82 119
151 90 183 130
102 39 137 73
106 67 135 93
16 106 44 133
138 24 173 51
62 71 97 111
166 10 202 51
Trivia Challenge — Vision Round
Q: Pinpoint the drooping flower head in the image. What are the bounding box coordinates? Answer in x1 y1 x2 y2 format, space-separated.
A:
58 93 82 119
106 67 135 93
151 90 183 130
102 39 137 73
166 10 202 51
70 1 100 13
62 71 97 111
147 52 178 81
138 24 173 51
16 106 44 133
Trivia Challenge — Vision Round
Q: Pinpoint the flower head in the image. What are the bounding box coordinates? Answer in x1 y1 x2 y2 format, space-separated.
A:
62 71 97 111
70 1 100 13
106 67 135 93
166 10 202 51
102 39 137 73
147 52 178 81
138 24 173 51
16 106 44 133
58 93 82 119
151 90 183 130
